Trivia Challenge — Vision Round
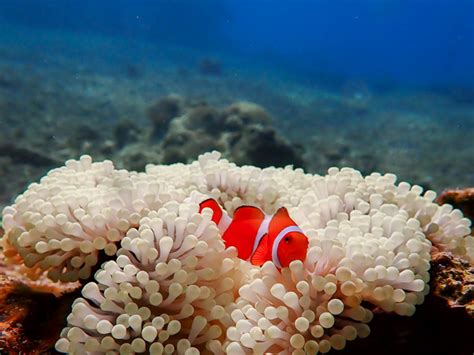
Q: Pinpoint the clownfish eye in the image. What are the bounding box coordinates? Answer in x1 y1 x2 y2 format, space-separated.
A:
284 237 290 243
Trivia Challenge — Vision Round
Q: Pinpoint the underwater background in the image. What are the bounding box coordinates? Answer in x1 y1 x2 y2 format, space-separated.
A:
0 0 473 210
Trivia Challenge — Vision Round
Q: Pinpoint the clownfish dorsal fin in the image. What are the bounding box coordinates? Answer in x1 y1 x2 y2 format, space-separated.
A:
199 198 223 225
269 207 296 238
275 207 290 218
232 205 264 222
250 233 269 266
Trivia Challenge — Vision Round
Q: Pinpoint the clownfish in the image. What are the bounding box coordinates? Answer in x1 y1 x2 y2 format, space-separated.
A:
199 199 309 268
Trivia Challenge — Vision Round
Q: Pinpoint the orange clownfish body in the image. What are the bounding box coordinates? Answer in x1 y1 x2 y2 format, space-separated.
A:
199 199 309 268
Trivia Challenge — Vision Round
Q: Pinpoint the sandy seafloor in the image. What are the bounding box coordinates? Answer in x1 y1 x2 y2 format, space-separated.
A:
0 23 473 211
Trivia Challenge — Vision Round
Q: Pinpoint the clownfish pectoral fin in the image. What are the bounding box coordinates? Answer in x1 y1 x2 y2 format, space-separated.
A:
250 233 269 266
199 198 223 225
233 205 265 222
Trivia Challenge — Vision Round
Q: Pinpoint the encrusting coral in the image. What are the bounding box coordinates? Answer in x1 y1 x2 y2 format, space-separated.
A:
430 251 474 316
1 152 473 354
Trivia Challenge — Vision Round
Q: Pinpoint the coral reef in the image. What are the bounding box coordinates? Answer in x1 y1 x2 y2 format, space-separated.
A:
113 119 141 149
159 100 304 168
119 98 305 171
430 251 474 316
1 152 473 354
338 285 474 355
0 143 61 167
147 95 184 141
70 124 103 151
433 187 474 318
0 275 79 354
0 226 80 353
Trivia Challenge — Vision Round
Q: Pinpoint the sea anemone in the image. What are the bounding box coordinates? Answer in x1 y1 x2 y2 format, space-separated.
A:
1 152 472 354
55 201 247 354
199 159 473 353
1 155 189 282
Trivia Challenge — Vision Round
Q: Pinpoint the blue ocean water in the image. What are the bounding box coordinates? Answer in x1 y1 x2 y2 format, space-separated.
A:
0 0 473 89
0 0 473 207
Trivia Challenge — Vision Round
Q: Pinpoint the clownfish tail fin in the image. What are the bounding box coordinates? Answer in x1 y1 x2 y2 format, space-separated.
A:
199 198 223 225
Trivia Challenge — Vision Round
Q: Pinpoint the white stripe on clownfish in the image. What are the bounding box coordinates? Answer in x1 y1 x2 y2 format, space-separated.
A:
251 214 272 256
217 212 232 234
271 225 304 268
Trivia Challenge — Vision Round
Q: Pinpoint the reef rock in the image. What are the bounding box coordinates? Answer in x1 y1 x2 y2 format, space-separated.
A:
0 224 79 354
146 94 184 141
147 98 305 168
430 251 473 316
0 275 79 354
434 187 474 319
119 97 305 172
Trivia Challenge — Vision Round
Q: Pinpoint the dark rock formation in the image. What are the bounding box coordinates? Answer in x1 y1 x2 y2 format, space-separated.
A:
146 94 183 141
431 252 473 316
0 275 79 354
155 99 305 169
0 143 61 167
113 119 141 148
